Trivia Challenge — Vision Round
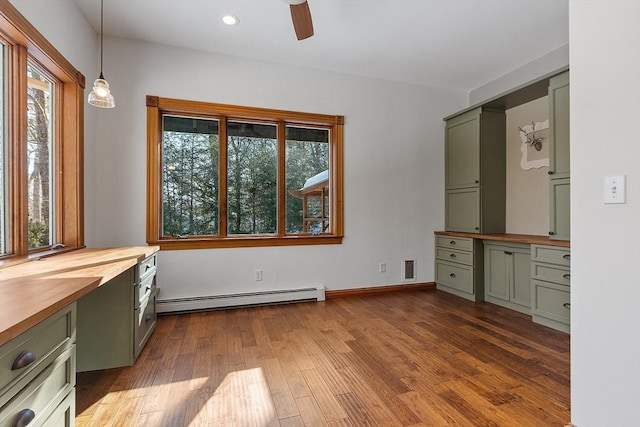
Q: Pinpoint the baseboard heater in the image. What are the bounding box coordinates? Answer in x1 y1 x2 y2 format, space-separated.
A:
157 286 325 314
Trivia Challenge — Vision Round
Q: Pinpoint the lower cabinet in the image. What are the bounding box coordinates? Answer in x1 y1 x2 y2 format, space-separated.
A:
435 235 484 301
531 244 571 333
483 242 531 314
0 304 76 427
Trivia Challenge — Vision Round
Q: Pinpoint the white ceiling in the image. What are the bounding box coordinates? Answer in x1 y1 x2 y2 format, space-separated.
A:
73 0 568 92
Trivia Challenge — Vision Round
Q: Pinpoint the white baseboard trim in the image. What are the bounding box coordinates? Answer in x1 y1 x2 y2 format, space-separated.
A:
157 286 325 313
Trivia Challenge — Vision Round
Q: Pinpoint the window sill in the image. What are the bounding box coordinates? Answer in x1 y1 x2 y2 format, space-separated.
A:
0 246 85 269
149 235 343 251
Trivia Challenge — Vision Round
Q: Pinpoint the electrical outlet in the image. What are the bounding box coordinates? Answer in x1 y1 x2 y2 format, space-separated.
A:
379 262 386 273
255 269 263 281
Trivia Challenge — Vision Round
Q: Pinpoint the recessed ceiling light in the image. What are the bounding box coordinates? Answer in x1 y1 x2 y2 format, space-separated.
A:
222 15 239 26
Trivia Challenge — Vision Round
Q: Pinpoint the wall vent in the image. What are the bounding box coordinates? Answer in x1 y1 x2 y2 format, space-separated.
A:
157 286 325 314
402 259 417 282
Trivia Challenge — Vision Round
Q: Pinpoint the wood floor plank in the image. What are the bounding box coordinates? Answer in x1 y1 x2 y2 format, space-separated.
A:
76 289 570 426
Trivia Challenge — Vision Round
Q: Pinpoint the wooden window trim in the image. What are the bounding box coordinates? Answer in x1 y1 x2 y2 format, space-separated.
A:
146 96 344 250
0 0 85 260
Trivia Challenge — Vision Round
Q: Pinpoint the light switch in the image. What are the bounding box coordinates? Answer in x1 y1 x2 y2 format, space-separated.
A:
604 175 626 204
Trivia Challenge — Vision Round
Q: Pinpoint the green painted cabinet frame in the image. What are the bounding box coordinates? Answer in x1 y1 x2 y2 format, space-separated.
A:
548 71 570 241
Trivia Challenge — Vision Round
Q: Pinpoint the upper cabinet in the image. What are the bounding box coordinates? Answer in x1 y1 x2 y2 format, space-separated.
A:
549 71 570 177
548 71 570 240
445 107 506 234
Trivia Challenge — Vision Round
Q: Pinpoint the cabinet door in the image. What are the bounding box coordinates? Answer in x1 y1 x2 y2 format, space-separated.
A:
485 245 509 301
445 188 480 233
511 250 532 308
550 177 570 240
445 109 480 189
549 72 570 177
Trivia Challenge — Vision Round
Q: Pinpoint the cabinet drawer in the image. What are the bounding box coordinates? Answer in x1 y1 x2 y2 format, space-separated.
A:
435 260 474 294
435 235 473 251
436 248 473 265
532 262 571 286
531 245 570 266
135 289 158 359
138 253 157 282
135 272 155 306
532 280 570 325
39 388 75 427
0 346 75 427
0 304 75 400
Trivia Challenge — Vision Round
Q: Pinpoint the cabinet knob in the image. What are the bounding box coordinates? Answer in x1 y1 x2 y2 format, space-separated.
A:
563 302 571 309
449 273 456 278
474 180 479 184
548 231 556 236
11 351 36 371
548 171 555 175
563 273 571 280
13 408 35 427
145 315 152 322
563 254 571 260
450 253 456 258
475 227 479 231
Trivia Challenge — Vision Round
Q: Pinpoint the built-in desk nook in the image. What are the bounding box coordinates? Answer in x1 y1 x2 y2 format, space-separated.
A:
0 246 159 426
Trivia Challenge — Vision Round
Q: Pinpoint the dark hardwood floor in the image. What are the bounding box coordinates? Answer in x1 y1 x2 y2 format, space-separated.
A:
76 289 570 426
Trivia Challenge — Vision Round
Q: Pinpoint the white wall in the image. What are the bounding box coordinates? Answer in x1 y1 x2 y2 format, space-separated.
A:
92 37 466 299
9 0 100 246
469 44 569 107
570 1 640 425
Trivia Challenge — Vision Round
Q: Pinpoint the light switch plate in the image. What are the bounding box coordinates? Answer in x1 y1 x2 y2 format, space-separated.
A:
604 175 626 204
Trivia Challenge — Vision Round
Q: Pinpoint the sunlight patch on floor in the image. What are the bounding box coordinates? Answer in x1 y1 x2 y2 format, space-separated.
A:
196 367 278 426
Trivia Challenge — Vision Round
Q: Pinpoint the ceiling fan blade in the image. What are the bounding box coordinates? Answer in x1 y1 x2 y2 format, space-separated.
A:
290 1 314 40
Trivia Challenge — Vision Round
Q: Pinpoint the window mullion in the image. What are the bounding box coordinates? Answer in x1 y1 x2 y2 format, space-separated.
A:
9 44 29 255
219 116 228 237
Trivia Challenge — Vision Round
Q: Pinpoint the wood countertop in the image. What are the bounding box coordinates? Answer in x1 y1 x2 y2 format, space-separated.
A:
0 246 159 346
434 231 570 248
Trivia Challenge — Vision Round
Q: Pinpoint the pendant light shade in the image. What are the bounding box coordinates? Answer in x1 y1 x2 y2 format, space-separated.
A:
88 0 115 108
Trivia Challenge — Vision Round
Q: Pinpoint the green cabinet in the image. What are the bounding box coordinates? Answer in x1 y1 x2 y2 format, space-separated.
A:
531 244 570 333
483 241 531 314
548 71 570 177
444 107 506 234
549 177 570 241
0 304 76 427
435 235 484 301
548 71 570 241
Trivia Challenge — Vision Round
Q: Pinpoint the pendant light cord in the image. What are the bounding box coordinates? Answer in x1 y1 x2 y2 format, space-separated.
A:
99 0 105 80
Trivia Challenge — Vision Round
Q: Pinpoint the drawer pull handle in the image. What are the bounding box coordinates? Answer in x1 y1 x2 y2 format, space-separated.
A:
563 274 571 280
563 303 571 309
450 240 456 245
548 171 555 175
11 351 36 370
548 231 556 236
145 265 152 271
449 273 456 278
13 408 35 427
563 254 571 260
450 253 456 258
504 251 513 255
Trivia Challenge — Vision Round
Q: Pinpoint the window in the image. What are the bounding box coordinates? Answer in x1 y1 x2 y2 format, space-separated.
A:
0 2 85 260
147 96 344 249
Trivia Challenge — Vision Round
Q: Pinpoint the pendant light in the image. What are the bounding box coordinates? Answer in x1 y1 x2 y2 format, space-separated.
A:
88 0 115 108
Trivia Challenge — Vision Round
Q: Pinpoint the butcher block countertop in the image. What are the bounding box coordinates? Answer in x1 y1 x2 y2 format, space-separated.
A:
0 246 159 346
435 231 570 248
